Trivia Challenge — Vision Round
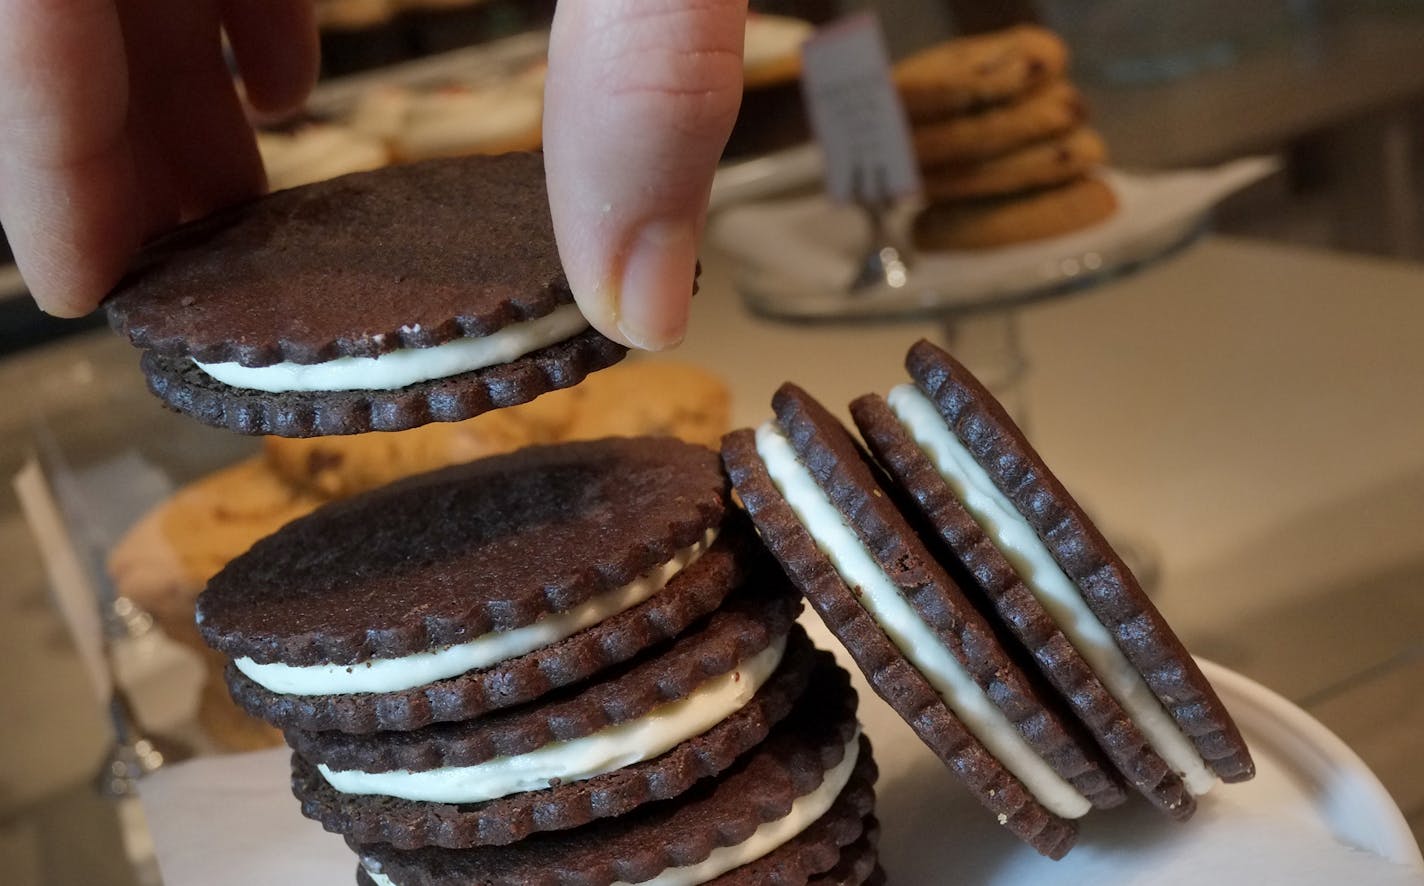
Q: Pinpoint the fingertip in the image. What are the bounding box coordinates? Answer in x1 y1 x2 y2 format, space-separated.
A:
33 294 97 319
2 165 144 322
21 257 121 318
614 217 698 351
571 277 635 350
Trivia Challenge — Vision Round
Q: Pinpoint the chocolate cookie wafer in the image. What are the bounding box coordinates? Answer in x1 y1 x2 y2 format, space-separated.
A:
289 613 813 849
350 661 874 885
104 154 678 436
873 340 1254 786
199 438 747 732
807 817 880 886
723 385 1126 858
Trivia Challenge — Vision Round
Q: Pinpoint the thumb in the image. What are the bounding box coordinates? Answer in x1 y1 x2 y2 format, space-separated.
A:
544 1 746 351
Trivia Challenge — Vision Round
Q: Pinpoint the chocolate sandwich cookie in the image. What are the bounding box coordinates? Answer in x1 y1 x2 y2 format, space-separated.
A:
723 385 1125 859
350 661 875 886
104 153 674 436
199 438 746 732
895 25 1070 122
290 619 815 849
862 340 1254 789
351 820 885 886
852 390 1196 818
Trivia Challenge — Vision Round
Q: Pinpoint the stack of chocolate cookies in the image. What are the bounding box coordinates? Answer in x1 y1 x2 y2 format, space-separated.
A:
894 25 1117 251
195 438 882 884
102 146 1250 876
104 155 882 883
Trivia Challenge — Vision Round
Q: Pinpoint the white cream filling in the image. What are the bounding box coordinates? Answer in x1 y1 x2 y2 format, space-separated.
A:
755 422 1090 820
358 730 859 886
886 384 1219 796
193 303 588 393
233 530 716 696
320 635 787 804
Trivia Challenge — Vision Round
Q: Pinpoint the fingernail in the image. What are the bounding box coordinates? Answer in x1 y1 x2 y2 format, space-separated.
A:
616 218 697 351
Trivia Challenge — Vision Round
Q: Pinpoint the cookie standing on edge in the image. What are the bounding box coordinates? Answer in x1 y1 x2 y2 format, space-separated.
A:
857 340 1255 792
852 392 1196 818
198 438 742 733
103 154 671 437
723 384 1126 859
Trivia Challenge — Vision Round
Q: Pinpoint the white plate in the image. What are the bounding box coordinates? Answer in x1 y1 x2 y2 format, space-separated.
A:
139 650 1421 886
1202 660 1423 867
712 158 1279 323
857 646 1424 884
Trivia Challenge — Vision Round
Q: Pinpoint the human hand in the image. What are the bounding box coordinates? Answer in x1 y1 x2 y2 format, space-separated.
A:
1 0 744 347
0 0 319 317
544 1 747 351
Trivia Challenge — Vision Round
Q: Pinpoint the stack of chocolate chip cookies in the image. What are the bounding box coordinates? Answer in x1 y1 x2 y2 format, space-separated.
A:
196 438 882 884
894 25 1118 251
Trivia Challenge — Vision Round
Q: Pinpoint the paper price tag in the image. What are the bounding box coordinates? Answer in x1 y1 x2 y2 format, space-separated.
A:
800 14 920 203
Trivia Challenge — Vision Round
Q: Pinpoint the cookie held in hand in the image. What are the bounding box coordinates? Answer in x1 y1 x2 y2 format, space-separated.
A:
104 154 666 437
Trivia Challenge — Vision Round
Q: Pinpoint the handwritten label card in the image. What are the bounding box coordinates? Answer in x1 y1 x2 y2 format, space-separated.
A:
800 14 920 203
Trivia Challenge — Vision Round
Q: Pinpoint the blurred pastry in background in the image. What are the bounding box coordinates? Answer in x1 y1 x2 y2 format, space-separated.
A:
895 25 1069 121
396 0 489 11
256 124 390 190
348 67 545 161
255 60 545 187
724 14 815 159
913 176 1119 251
920 127 1108 201
897 25 1116 250
315 0 397 30
314 0 491 28
265 360 731 498
743 14 813 88
911 79 1086 166
263 407 537 500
